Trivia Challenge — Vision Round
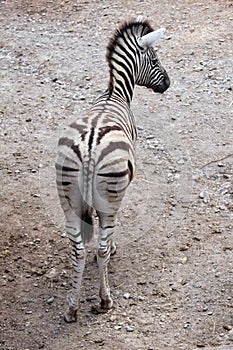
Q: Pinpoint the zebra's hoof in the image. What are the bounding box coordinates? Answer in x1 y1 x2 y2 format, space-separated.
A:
101 297 113 310
64 308 77 323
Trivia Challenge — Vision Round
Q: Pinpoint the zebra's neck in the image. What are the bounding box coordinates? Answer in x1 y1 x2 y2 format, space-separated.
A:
108 44 138 104
109 53 136 103
106 21 153 104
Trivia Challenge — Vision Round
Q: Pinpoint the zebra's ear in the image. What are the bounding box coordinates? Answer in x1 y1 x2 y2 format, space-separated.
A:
138 28 166 48
136 15 143 23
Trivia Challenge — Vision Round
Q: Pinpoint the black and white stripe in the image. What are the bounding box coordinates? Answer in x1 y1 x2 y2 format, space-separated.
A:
56 17 170 322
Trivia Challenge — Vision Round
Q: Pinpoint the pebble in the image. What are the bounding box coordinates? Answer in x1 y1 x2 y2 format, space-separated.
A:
123 293 130 299
126 326 134 332
223 324 232 331
25 310 32 315
229 329 233 341
180 256 188 264
199 190 209 203
114 325 122 330
146 135 155 139
47 296 55 304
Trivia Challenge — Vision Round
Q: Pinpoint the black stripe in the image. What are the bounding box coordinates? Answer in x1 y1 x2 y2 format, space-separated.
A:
71 144 82 162
55 163 79 172
107 185 128 194
98 169 128 177
114 73 132 103
70 122 87 141
58 137 82 162
111 55 134 93
101 225 115 230
97 141 130 165
96 125 122 145
56 181 72 186
58 137 73 147
88 127 95 151
70 122 86 134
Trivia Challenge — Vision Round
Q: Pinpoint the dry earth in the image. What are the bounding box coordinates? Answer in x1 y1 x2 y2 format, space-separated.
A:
0 1 233 349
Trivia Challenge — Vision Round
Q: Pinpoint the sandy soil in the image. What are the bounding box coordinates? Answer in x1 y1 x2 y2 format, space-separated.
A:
0 1 232 349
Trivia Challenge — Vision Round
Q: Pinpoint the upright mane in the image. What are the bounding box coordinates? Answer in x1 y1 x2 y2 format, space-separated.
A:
106 19 154 93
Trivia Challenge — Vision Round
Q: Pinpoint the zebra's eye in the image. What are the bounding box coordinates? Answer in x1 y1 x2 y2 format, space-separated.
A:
151 58 158 66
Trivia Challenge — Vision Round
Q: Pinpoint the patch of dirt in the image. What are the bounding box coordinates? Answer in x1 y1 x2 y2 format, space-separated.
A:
0 1 232 349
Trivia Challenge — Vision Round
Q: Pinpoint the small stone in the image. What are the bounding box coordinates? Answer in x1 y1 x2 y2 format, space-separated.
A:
8 276 15 282
47 296 55 304
123 293 130 299
180 256 188 264
179 245 189 251
146 135 155 139
32 193 41 198
229 329 233 341
223 324 232 331
114 325 122 330
25 310 32 315
126 326 134 332
94 339 105 345
199 191 205 199
199 190 209 203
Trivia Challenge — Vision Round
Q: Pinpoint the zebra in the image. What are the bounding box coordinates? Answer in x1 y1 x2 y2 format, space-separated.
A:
56 17 170 322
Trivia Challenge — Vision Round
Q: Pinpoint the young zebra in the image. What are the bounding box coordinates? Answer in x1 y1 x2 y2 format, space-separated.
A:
56 17 170 322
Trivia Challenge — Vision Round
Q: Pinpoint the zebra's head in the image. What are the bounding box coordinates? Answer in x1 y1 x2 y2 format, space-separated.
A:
106 18 170 102
136 27 170 94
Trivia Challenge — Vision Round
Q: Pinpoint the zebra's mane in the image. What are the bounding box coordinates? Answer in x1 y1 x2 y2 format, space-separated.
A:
106 19 154 93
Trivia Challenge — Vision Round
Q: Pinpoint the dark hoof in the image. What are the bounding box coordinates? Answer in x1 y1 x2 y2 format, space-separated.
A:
91 304 112 315
101 297 113 310
64 308 77 323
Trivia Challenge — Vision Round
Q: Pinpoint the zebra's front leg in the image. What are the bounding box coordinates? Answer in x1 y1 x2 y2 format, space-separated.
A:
64 241 86 323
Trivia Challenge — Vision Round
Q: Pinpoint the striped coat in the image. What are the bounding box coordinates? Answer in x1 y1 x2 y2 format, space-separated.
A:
56 18 170 322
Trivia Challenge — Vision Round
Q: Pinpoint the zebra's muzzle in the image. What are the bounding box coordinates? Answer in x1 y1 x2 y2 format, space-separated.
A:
153 75 170 94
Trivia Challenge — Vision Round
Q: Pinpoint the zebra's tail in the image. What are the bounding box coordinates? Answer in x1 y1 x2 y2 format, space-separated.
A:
81 159 94 243
81 202 94 243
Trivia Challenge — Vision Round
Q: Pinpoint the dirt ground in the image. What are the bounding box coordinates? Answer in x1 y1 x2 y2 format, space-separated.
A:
0 0 232 349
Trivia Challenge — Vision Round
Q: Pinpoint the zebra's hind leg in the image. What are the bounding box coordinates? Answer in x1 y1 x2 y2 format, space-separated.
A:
96 213 117 310
64 216 86 323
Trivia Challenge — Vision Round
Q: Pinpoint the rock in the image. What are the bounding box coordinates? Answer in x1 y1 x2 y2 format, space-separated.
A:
114 325 122 330
126 326 134 332
180 256 188 264
47 296 55 304
199 190 209 203
123 293 130 299
229 329 233 341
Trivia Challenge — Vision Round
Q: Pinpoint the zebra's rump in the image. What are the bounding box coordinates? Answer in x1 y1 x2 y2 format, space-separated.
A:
93 138 135 214
56 124 135 213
